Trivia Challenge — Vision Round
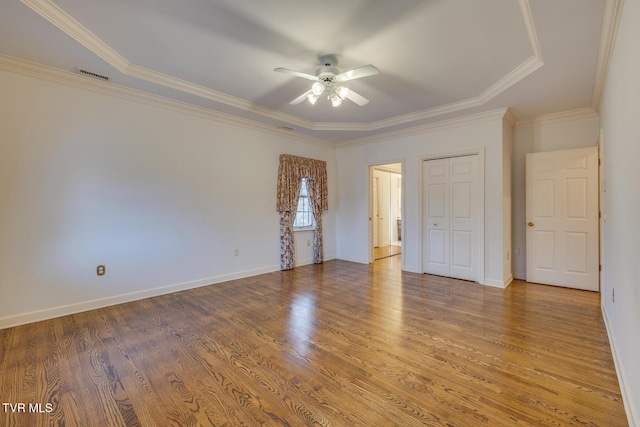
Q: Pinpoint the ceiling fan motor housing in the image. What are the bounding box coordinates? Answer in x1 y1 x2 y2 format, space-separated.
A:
316 54 340 85
316 67 340 82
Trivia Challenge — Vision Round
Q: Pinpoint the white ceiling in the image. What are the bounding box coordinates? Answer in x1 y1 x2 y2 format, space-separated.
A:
0 0 614 143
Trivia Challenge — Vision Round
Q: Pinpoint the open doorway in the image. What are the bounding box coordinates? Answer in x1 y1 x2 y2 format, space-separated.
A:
370 163 402 261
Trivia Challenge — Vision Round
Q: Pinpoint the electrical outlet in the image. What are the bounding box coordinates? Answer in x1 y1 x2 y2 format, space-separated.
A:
97 265 106 276
507 251 510 261
306 240 311 246
234 249 240 256
612 288 615 303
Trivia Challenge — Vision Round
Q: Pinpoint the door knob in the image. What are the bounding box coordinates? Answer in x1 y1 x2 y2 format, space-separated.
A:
528 222 534 227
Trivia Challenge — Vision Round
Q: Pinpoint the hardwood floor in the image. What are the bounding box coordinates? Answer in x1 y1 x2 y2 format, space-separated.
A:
0 258 627 426
373 243 402 260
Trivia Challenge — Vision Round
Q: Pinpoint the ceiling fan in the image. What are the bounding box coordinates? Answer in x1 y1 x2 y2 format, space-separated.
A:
274 55 378 107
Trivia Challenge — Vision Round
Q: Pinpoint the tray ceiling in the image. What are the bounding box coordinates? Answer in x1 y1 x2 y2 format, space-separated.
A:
0 0 613 143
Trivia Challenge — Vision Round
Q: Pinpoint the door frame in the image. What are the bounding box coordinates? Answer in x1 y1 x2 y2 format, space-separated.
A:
420 148 485 284
372 172 380 248
368 160 405 267
598 129 605 293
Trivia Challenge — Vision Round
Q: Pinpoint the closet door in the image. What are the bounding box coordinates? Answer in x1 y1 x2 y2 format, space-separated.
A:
449 156 481 281
423 155 481 281
423 159 450 276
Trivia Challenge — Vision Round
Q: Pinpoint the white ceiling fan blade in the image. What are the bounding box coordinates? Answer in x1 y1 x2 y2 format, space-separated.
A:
290 89 313 105
335 65 379 82
274 67 318 81
345 89 370 106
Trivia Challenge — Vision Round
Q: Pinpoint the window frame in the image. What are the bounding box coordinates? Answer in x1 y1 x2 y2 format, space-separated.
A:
293 177 314 230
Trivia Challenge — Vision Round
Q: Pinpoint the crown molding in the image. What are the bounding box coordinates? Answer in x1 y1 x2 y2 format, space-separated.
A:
337 108 510 148
312 122 371 132
367 55 542 131
20 0 315 131
350 0 542 132
124 63 315 130
519 0 543 59
591 0 624 112
21 0 543 134
515 107 598 128
0 54 333 147
21 0 128 71
475 0 544 102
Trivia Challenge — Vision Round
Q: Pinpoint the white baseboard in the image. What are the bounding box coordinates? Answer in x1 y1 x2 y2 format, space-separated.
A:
504 274 514 288
0 264 279 329
484 274 513 289
335 255 370 264
602 304 638 427
296 257 314 267
295 253 337 267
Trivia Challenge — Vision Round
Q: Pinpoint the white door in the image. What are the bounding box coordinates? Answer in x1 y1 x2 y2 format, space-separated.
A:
449 156 481 281
423 159 450 276
423 155 481 281
525 147 599 291
379 171 391 246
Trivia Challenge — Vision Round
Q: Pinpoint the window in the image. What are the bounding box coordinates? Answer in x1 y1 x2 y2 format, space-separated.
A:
294 178 314 228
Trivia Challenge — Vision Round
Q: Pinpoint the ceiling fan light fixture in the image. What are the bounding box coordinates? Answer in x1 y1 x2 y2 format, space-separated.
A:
330 93 343 107
307 93 319 105
275 55 377 108
312 81 325 96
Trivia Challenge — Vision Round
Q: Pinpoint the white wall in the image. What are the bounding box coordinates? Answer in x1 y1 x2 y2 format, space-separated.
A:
293 229 315 266
599 0 640 424
0 69 336 327
511 115 600 279
336 112 511 287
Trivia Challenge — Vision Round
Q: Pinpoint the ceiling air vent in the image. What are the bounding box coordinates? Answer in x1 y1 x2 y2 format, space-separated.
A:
76 68 110 81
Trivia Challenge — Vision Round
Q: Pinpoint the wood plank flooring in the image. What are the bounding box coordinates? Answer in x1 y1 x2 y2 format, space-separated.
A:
0 257 627 426
373 244 402 260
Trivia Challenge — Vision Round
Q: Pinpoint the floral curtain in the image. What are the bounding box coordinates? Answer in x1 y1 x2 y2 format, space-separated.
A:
279 210 297 270
277 154 328 270
306 178 324 263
